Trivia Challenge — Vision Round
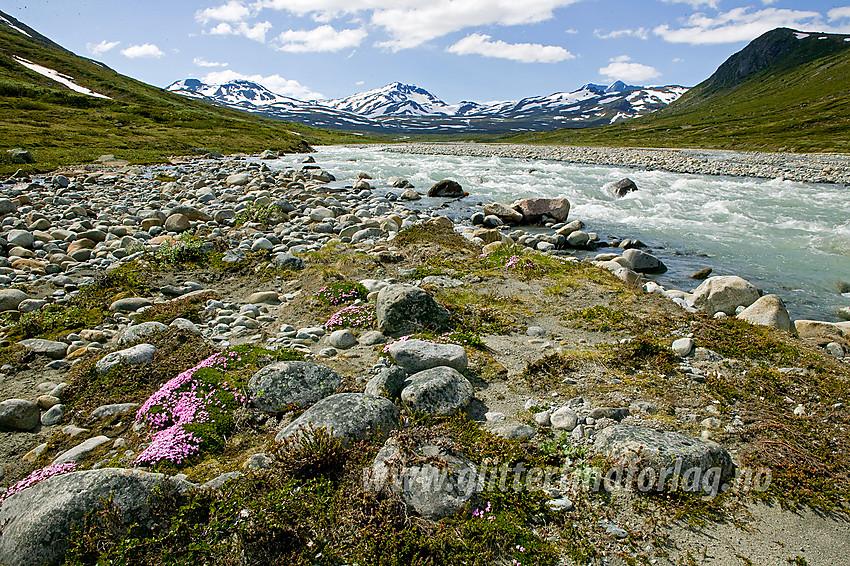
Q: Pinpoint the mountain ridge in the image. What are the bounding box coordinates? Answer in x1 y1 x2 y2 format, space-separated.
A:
167 78 687 134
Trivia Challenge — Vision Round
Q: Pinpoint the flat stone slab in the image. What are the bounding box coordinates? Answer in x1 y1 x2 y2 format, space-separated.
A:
52 435 111 464
95 344 157 375
18 339 67 359
387 339 468 373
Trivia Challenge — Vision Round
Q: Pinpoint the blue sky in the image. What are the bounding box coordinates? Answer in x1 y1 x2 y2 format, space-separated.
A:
5 0 850 102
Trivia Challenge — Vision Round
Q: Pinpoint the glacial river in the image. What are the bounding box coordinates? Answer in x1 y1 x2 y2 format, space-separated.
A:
290 145 850 322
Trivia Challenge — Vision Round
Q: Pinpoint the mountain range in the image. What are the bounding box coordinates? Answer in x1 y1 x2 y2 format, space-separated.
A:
166 79 687 134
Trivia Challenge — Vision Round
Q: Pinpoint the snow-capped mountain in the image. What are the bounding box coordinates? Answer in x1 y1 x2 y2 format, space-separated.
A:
166 79 687 134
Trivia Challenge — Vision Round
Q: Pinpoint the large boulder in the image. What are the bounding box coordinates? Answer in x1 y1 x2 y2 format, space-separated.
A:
275 393 399 444
400 366 474 417
0 468 193 566
0 399 40 431
248 361 342 412
692 275 760 316
376 284 450 335
7 148 35 164
387 339 468 373
736 294 792 331
594 425 735 491
365 436 480 520
427 180 466 198
512 197 570 223
6 230 34 249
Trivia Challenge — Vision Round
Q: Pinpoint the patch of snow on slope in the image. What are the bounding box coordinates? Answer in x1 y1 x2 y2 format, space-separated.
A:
0 15 31 37
13 56 110 99
794 33 810 39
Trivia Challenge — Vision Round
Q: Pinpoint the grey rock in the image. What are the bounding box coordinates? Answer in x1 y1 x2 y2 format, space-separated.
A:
736 294 792 331
7 148 34 164
221 249 247 263
0 399 40 431
358 330 386 345
90 403 140 420
109 297 152 312
6 229 34 249
0 468 192 566
169 318 201 334
671 337 694 357
226 172 250 186
566 230 590 247
588 406 630 421
118 322 167 346
52 436 111 464
364 365 408 399
496 424 537 439
376 284 450 335
276 393 399 445
0 289 27 311
200 471 242 490
482 202 524 224
826 342 845 357
400 366 474 417
622 249 667 274
328 329 357 349
428 179 466 198
692 276 760 316
248 361 342 412
594 425 735 490
365 437 480 520
168 205 211 222
550 407 578 431
387 339 468 373
95 344 157 374
41 404 65 426
273 252 305 270
512 197 570 222
243 453 272 470
610 178 638 198
164 213 191 233
247 291 279 304
17 298 46 313
19 338 67 359
0 198 17 214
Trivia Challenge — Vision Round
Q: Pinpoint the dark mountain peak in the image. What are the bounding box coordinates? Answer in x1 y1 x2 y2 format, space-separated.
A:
704 27 850 91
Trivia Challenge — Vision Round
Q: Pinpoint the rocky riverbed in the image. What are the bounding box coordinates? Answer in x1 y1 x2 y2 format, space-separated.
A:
385 142 850 185
0 150 847 565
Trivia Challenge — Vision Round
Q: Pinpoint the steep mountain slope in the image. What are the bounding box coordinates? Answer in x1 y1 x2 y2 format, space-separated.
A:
511 28 850 153
167 78 687 134
0 10 372 175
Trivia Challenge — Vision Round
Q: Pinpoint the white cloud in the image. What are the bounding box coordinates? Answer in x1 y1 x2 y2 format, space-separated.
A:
355 80 365 85
565 28 578 34
86 40 120 55
120 43 165 58
594 28 649 40
273 25 367 52
654 7 833 44
193 57 228 67
203 70 325 99
196 1 251 23
208 20 272 42
599 55 660 82
447 33 574 63
829 7 850 21
255 0 584 50
660 0 720 8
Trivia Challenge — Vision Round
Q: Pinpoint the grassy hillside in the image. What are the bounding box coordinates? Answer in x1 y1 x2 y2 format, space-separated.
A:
0 11 380 176
508 28 850 153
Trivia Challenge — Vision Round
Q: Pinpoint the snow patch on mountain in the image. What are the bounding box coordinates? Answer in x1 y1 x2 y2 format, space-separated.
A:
13 56 110 99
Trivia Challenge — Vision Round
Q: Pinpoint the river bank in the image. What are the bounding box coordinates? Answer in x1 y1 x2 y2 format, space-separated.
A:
0 151 847 565
384 142 850 185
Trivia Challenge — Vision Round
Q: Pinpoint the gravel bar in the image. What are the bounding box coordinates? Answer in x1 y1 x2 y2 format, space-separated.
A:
383 143 850 185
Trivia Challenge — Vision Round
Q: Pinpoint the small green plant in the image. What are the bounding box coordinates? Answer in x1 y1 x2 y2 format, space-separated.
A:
315 281 369 305
271 425 350 479
152 233 207 266
567 305 637 332
235 202 285 226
